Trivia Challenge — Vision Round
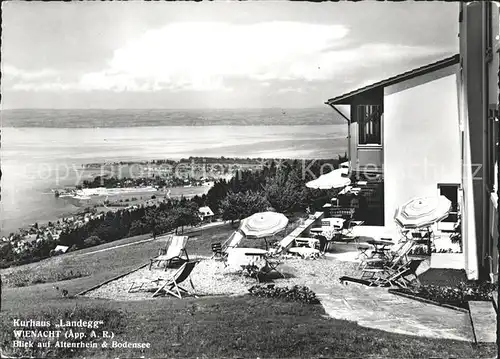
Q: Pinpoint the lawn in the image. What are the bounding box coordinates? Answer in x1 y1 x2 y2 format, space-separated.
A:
1 218 300 290
1 220 495 358
0 295 494 359
1 223 236 289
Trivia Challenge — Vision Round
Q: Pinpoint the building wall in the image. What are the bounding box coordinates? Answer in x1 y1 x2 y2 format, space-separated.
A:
461 94 480 279
383 71 462 234
486 3 499 282
459 1 500 280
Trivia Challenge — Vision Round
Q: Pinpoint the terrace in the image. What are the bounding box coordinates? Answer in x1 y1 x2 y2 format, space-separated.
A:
0 215 496 358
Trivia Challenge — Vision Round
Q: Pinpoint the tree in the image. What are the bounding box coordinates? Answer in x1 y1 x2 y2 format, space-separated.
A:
264 167 307 213
145 208 164 239
220 191 270 225
206 180 229 211
171 202 200 234
128 220 148 237
0 243 15 267
84 235 101 248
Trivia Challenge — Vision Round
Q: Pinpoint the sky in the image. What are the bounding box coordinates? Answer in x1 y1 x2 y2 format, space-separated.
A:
1 1 459 109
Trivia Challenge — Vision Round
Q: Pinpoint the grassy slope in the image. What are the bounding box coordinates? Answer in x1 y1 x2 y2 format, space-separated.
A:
0 223 495 358
1 224 235 289
1 296 494 359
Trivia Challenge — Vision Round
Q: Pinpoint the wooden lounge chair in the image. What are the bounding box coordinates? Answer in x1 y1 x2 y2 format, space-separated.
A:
150 235 189 270
129 261 199 298
271 232 296 255
342 240 416 285
340 259 423 288
383 259 423 288
360 239 414 270
223 231 244 252
271 232 320 258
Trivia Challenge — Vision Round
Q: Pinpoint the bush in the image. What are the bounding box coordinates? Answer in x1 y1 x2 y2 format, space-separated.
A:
399 281 497 309
249 284 320 304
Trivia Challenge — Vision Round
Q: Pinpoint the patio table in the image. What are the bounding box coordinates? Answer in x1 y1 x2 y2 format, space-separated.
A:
366 238 394 259
310 227 341 239
228 248 283 282
294 237 320 248
288 247 320 259
226 247 267 269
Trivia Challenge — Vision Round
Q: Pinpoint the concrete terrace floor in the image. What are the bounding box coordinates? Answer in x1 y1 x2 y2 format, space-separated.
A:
306 244 475 342
310 281 474 341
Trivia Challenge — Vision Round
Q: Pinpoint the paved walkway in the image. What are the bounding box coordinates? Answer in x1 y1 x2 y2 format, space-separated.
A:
308 282 474 342
299 247 475 342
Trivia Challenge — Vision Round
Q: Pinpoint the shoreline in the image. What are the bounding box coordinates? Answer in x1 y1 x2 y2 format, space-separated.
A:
2 155 344 243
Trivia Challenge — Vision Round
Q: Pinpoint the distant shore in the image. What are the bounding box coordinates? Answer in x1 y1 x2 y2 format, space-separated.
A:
1 108 345 127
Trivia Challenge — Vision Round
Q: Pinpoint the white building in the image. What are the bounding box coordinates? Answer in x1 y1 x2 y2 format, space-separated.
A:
325 2 499 281
198 206 215 222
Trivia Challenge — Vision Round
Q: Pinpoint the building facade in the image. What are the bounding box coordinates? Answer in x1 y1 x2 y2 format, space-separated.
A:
326 2 499 281
458 1 499 281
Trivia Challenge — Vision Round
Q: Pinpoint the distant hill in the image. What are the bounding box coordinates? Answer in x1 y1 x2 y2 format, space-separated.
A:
1 108 347 128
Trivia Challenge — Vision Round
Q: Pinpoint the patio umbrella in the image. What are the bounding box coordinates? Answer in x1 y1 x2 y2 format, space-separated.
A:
394 195 452 229
305 168 351 189
239 211 289 239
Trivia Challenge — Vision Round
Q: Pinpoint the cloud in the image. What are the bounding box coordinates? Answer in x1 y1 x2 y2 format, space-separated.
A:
5 22 453 94
3 65 59 81
76 21 349 92
277 87 306 94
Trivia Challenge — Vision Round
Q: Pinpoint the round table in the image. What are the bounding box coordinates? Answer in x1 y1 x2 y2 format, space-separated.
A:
365 238 394 259
288 247 320 259
226 247 268 269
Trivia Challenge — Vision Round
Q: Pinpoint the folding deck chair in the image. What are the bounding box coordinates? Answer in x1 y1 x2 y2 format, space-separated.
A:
128 260 199 298
269 232 296 256
360 239 414 270
223 231 244 252
383 258 423 288
271 231 322 259
341 220 365 239
150 235 190 270
339 259 423 288
211 231 244 265
340 240 418 287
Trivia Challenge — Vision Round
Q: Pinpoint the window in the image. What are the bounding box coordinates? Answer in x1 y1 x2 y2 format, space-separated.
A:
438 183 460 223
357 105 382 145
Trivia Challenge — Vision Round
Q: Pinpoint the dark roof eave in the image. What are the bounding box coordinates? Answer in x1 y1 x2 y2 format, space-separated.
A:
325 54 460 106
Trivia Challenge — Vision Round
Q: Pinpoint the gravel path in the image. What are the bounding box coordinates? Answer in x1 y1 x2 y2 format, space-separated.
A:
85 254 359 301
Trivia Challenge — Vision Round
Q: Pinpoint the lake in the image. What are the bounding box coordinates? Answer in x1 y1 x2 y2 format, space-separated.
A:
1 118 348 235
